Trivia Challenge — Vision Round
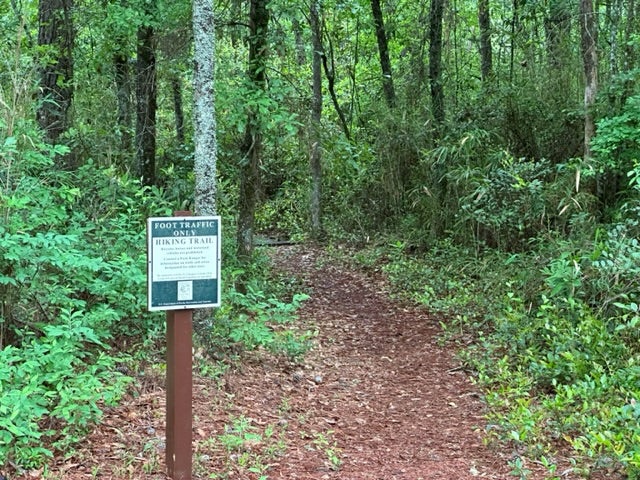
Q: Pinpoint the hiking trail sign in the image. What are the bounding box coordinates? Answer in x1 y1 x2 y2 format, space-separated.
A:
147 215 221 311
147 213 221 480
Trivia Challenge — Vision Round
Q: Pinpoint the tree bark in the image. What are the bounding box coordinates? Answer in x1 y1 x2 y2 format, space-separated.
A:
429 0 445 128
622 0 636 102
405 4 428 105
370 0 396 108
509 0 519 84
321 37 350 141
478 0 493 82
579 0 598 162
292 17 307 66
309 0 323 239
171 74 185 145
193 0 218 216
135 24 156 186
37 0 74 144
113 50 132 155
237 0 269 261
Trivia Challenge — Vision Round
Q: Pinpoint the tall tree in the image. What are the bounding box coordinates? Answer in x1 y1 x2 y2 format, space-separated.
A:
309 0 323 238
113 47 133 156
193 0 218 216
237 0 269 260
159 18 191 149
622 0 636 103
429 0 445 128
171 73 186 145
321 35 351 140
579 0 598 162
370 0 396 108
37 0 74 144
135 22 157 186
478 0 493 82
292 17 307 66
544 0 574 116
405 3 429 104
509 0 519 84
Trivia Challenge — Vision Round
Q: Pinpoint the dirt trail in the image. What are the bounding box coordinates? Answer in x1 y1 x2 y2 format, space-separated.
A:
22 245 573 480
266 246 520 479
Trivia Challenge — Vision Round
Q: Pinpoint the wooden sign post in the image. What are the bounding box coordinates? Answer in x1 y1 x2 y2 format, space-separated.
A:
166 307 193 480
147 211 221 480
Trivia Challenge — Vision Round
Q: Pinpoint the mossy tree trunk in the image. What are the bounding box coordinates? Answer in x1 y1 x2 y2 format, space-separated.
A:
193 0 218 216
309 0 323 239
237 0 269 261
580 0 598 163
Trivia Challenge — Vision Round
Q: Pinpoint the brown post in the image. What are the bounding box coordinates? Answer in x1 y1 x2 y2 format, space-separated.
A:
166 309 193 479
166 210 193 480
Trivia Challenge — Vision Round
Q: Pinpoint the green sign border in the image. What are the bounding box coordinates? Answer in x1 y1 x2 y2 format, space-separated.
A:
147 216 221 311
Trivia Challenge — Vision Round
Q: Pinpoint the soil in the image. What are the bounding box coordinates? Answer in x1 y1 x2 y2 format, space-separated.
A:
7 246 625 480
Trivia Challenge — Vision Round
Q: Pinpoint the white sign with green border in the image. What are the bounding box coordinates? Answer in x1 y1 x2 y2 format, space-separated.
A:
147 216 221 311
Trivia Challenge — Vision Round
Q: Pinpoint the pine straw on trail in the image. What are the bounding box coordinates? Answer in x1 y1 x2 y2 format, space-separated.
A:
12 246 618 479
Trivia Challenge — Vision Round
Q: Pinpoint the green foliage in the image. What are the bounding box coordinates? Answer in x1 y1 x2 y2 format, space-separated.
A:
369 180 640 476
322 136 384 241
256 177 309 240
204 265 312 362
210 415 287 479
1 155 171 342
311 430 342 471
458 228 640 476
591 95 640 176
457 154 551 249
6 0 640 475
0 317 130 468
0 116 174 468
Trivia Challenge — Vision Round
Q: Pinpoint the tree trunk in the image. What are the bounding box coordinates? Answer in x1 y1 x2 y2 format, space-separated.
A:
429 0 445 128
370 0 396 108
622 0 636 102
321 37 351 141
429 0 447 238
605 0 619 81
309 0 323 239
509 0 519 84
37 0 74 144
135 24 156 186
579 0 598 162
171 74 185 145
478 0 493 82
292 17 307 66
405 3 428 105
113 50 132 155
543 0 573 111
193 0 218 216
237 0 269 261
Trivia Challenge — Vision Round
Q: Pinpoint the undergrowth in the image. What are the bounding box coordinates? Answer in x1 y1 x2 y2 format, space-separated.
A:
0 118 311 472
0 120 172 468
197 244 313 364
348 222 640 478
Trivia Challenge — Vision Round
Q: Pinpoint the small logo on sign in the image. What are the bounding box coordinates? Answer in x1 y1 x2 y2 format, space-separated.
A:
177 281 193 301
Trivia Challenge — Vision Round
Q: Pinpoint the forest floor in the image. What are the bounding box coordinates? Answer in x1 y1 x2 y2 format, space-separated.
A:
12 245 624 480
